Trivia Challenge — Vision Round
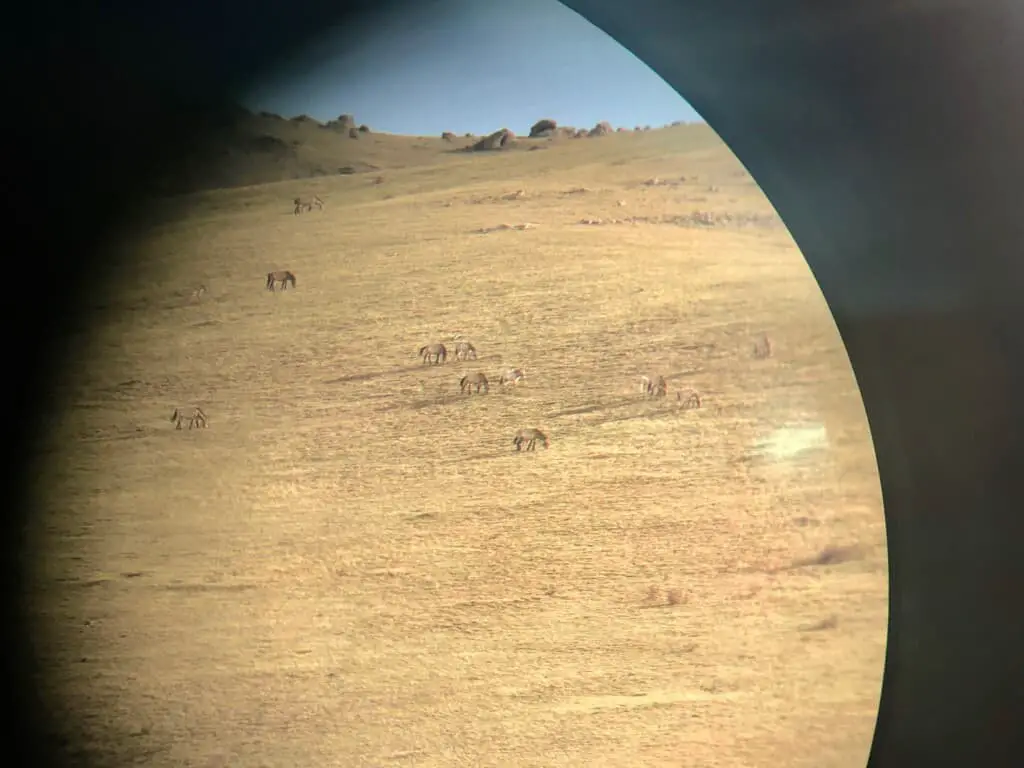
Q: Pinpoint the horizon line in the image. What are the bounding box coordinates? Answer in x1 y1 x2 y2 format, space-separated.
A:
237 106 708 136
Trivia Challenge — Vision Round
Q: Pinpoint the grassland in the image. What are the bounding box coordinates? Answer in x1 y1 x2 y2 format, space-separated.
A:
27 123 887 767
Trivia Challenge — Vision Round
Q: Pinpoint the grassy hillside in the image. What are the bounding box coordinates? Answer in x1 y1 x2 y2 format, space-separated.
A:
30 123 887 767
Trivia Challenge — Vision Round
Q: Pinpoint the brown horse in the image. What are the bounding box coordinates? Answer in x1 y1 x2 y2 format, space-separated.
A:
419 342 447 365
639 374 668 397
453 341 478 361
499 368 526 387
170 406 208 430
266 270 297 291
293 195 324 215
753 334 773 359
513 428 549 451
459 372 489 394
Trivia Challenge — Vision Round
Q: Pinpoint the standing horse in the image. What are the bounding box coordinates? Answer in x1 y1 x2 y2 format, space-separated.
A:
419 343 447 365
170 406 208 430
459 372 489 394
753 334 773 359
513 428 549 451
266 270 297 291
639 374 668 397
293 195 324 215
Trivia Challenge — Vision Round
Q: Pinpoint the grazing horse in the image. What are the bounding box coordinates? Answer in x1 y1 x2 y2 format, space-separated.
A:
640 374 668 397
419 343 447 365
513 428 549 451
266 270 297 291
677 390 702 409
453 341 478 361
170 406 208 430
499 368 526 387
753 334 773 359
293 195 324 215
459 372 489 394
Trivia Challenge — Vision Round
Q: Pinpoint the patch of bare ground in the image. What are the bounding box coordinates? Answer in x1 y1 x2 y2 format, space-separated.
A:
27 122 886 768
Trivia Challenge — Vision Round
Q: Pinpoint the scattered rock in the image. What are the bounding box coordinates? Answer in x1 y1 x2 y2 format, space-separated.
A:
588 121 613 137
330 114 356 130
529 118 558 138
575 211 779 229
475 222 538 234
468 128 516 151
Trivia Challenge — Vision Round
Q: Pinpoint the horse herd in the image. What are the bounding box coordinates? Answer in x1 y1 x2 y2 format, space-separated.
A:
174 263 773 451
416 341 545 450
414 338 713 451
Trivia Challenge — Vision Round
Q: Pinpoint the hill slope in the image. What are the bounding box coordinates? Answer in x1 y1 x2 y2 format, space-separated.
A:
32 124 887 768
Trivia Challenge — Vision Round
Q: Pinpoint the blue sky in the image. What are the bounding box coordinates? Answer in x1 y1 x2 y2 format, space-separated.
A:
241 0 702 136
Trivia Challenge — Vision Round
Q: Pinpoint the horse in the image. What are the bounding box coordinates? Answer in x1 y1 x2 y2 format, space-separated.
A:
170 406 208 430
453 341 478 361
459 372 489 394
499 368 526 387
677 390 702 409
266 270 297 291
419 343 447 365
639 373 668 397
293 195 324 215
513 428 549 452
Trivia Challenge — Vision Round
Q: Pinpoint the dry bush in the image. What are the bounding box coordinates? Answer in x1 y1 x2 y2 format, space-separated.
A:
790 543 867 569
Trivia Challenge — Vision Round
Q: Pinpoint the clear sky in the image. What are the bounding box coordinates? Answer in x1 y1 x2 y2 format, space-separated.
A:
241 0 703 136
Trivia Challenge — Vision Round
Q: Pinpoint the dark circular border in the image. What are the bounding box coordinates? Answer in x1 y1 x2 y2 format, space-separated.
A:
9 1 1024 765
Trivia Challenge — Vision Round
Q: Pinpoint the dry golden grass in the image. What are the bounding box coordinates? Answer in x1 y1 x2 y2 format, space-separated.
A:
28 124 887 767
